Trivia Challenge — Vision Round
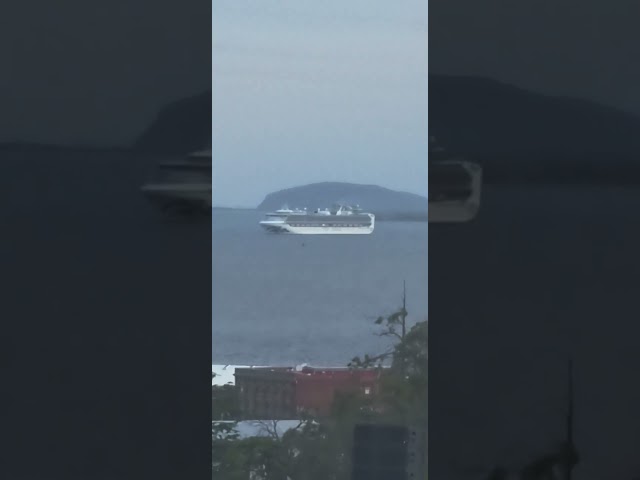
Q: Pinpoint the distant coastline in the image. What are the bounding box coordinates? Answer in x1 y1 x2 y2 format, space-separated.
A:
212 206 255 211
254 182 429 222
375 212 428 222
0 142 129 153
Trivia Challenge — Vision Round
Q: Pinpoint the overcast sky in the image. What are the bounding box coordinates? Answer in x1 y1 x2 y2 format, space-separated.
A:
0 0 211 147
2 1 637 206
212 0 429 207
429 0 640 117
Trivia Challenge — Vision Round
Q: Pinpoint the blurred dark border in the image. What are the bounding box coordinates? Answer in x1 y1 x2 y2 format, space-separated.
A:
429 3 640 479
1 2 212 479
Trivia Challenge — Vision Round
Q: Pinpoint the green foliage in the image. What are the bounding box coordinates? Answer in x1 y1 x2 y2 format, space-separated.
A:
212 383 240 420
212 435 290 480
352 318 428 425
212 420 350 480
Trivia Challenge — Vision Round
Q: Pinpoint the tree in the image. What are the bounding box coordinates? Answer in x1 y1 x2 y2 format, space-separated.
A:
212 383 240 420
212 435 290 480
348 280 410 370
348 282 428 424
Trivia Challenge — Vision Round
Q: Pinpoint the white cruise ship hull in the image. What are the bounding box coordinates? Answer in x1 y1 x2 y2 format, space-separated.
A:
278 224 373 234
141 150 212 214
429 160 482 223
260 213 375 234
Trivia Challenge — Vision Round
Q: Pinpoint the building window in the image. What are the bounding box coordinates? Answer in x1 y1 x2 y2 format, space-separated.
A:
364 386 371 395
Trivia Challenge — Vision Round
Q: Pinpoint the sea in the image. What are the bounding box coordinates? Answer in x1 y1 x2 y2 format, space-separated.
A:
3 150 640 479
0 148 428 368
212 208 428 366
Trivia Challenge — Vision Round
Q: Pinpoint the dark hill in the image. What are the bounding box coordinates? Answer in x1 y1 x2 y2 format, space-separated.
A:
430 75 640 156
133 91 211 155
430 75 640 183
257 182 428 220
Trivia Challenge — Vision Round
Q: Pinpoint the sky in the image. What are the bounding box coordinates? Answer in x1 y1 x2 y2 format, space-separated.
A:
0 0 211 147
429 0 640 118
212 0 429 207
1 0 636 205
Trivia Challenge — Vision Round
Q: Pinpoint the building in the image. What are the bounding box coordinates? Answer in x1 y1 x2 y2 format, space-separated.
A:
234 365 383 419
235 367 296 419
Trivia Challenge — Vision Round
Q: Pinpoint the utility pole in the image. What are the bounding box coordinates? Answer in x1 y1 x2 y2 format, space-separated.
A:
401 279 407 340
566 358 575 480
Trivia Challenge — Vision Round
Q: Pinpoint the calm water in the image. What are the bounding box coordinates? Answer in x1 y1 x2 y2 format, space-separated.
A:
4 150 640 479
212 209 428 365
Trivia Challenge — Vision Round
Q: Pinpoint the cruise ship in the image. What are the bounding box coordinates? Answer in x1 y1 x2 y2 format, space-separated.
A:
428 137 482 222
141 150 211 213
259 204 375 234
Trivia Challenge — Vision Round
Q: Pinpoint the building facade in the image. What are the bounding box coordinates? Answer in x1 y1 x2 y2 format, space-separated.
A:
235 366 382 419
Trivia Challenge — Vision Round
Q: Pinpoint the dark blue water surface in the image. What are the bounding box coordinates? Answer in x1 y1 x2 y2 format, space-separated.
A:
212 209 428 365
